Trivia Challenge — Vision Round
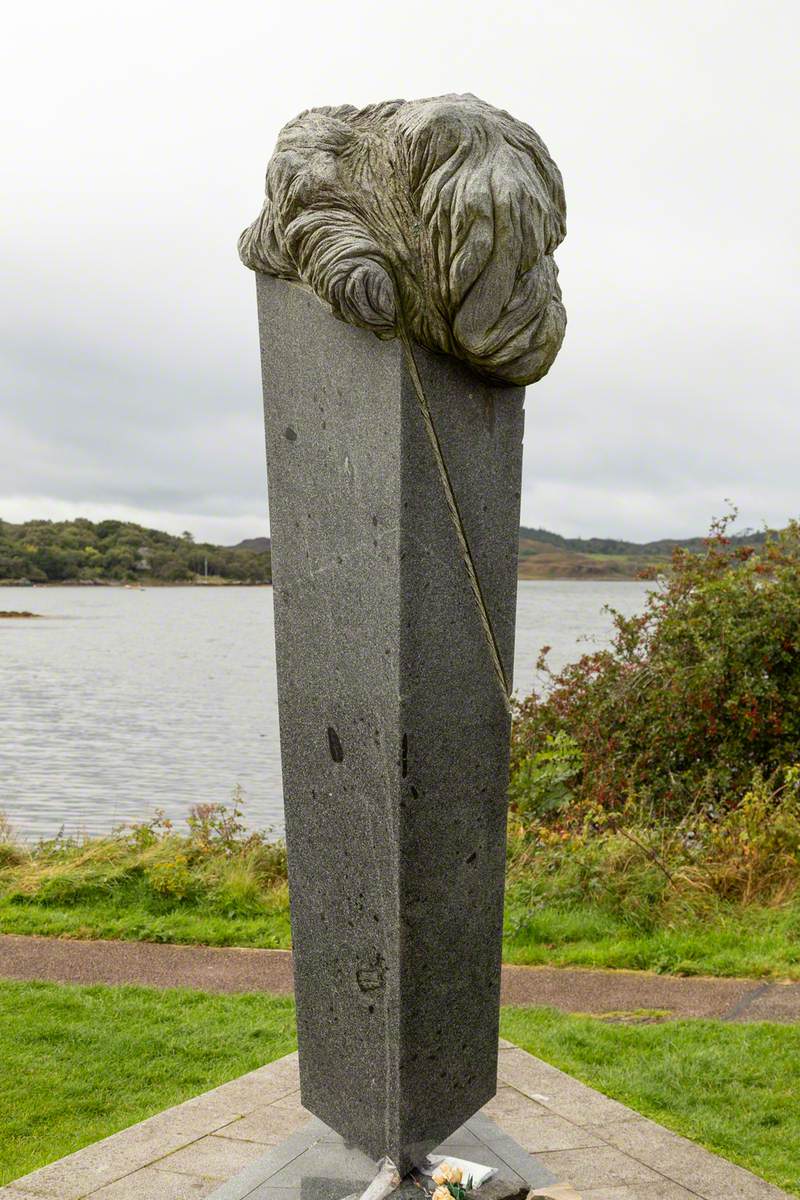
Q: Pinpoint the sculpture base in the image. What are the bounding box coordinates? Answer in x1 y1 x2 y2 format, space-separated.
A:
208 1113 558 1200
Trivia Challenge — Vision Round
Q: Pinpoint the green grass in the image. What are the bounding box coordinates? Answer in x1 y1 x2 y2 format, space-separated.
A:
500 1007 800 1196
0 805 292 951
0 895 292 948
3 980 797 1196
3 890 799 980
502 889 800 978
0 980 296 1185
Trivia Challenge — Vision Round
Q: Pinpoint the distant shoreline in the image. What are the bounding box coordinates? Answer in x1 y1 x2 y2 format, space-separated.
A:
0 580 272 589
0 576 651 588
2 516 767 588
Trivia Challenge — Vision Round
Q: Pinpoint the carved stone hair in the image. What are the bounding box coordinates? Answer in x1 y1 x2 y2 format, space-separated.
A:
239 93 566 387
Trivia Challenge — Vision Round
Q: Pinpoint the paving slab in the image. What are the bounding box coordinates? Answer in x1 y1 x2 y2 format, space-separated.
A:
2 1045 792 1199
495 1048 791 1199
84 1168 218 1199
597 1117 789 1197
3 935 799 1022
578 1187 699 1199
220 1102 313 1147
206 1111 554 1200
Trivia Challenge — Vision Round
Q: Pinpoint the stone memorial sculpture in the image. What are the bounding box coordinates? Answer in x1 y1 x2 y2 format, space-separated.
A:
239 94 566 387
240 93 566 1178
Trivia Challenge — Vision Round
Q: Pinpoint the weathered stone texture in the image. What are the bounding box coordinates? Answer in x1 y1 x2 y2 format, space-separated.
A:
257 275 524 1171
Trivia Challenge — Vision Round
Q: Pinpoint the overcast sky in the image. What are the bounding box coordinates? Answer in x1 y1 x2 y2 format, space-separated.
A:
1 0 797 544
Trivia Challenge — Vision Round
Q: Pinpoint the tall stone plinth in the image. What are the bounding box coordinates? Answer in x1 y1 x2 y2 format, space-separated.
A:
257 274 524 1174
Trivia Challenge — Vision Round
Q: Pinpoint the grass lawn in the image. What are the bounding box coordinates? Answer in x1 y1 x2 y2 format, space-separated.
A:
0 980 296 1186
500 1007 800 1197
0 895 292 950
2 980 797 1196
3 891 800 979
502 889 800 978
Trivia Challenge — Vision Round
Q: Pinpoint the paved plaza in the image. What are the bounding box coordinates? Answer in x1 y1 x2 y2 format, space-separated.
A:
0 1042 790 1200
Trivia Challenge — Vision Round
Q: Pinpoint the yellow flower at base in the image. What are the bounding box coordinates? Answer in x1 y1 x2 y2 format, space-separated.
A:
432 1163 463 1186
432 1187 452 1200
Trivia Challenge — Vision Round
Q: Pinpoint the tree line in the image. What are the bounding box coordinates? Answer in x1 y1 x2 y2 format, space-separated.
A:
0 519 271 584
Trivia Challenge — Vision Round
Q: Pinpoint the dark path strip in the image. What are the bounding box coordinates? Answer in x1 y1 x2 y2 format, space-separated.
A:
719 980 780 1021
1 934 798 1022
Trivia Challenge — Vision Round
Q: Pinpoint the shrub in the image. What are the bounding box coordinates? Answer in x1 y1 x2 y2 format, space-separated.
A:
145 855 195 900
507 763 800 919
0 813 24 868
512 515 800 823
693 765 800 904
508 731 582 820
187 793 249 854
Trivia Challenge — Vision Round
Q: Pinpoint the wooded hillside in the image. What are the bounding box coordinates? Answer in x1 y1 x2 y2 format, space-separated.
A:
0 517 768 584
0 519 270 584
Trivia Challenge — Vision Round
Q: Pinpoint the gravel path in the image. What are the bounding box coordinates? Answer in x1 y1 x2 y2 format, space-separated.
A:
2 933 798 1021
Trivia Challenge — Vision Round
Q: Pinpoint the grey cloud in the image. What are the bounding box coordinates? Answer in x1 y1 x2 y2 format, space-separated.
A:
1 0 797 544
1 328 265 518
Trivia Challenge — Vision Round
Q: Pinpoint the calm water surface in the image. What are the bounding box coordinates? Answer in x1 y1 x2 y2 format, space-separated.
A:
0 582 649 840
